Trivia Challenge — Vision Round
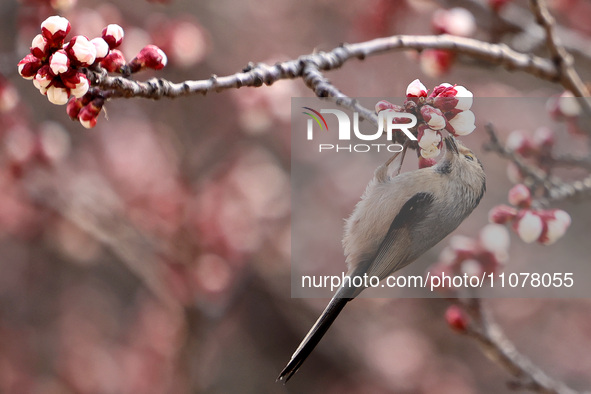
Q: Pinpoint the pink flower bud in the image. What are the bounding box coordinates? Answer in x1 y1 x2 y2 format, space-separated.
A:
61 72 89 98
31 34 49 59
513 210 543 243
33 72 52 93
100 49 127 73
488 204 518 224
420 49 454 78
431 83 473 112
78 98 104 129
532 127 554 150
406 78 427 98
33 65 54 94
375 100 396 114
41 16 71 45
420 146 441 159
432 8 476 37
538 209 571 245
90 37 110 60
506 130 532 156
431 85 456 110
479 224 510 255
18 55 43 80
508 184 531 207
46 85 70 105
430 82 453 96
79 112 97 129
418 126 442 159
71 79 89 98
549 91 581 118
438 246 459 266
453 86 473 111
102 24 124 49
445 305 468 332
67 97 84 120
418 126 442 149
447 110 475 136
66 93 92 119
420 105 446 130
418 156 437 168
129 45 168 71
49 49 70 75
66 36 97 66
489 0 512 12
449 235 478 258
460 259 482 277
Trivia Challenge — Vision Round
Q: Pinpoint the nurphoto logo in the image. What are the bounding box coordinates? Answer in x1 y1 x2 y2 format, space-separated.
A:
302 107 417 153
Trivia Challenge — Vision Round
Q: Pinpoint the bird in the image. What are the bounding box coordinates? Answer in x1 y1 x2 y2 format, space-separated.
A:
278 136 486 382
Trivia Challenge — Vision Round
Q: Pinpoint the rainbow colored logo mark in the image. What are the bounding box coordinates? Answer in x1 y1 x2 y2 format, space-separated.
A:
302 107 328 132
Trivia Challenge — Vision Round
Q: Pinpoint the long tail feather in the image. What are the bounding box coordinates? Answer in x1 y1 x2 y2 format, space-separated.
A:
277 290 351 382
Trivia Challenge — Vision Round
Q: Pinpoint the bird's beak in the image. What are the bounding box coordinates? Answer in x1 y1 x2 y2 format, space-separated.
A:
444 136 459 155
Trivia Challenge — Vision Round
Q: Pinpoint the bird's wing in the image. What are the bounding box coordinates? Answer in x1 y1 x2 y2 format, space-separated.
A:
362 192 435 280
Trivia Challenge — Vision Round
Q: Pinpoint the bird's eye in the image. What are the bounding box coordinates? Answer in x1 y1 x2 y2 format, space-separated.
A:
465 154 474 161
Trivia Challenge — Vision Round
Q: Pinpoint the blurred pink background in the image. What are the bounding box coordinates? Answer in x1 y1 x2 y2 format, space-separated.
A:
1 0 591 393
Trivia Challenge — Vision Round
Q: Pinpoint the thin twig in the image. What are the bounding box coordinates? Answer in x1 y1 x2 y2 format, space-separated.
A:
483 123 591 207
529 0 591 114
300 62 378 127
548 155 591 170
438 0 591 60
535 176 591 207
483 123 558 189
85 34 560 100
25 168 182 312
462 299 580 394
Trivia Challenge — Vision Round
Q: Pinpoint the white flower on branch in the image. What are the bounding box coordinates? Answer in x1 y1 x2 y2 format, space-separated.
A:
49 50 70 75
406 78 427 97
448 110 476 136
46 85 69 105
539 210 571 245
513 211 543 244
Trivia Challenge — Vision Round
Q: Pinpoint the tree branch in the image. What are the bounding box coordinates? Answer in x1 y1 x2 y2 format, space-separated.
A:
438 0 591 61
529 0 591 114
483 123 591 207
548 154 591 170
86 34 561 101
301 62 378 127
462 298 580 394
483 123 559 189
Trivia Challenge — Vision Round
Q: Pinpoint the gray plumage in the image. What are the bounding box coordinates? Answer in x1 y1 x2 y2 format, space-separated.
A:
278 136 486 382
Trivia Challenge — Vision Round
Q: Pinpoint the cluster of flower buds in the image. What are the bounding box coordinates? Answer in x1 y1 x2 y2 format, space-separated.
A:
421 8 475 77
18 16 115 106
376 79 475 168
18 15 168 128
505 127 554 180
489 184 571 244
427 224 510 293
